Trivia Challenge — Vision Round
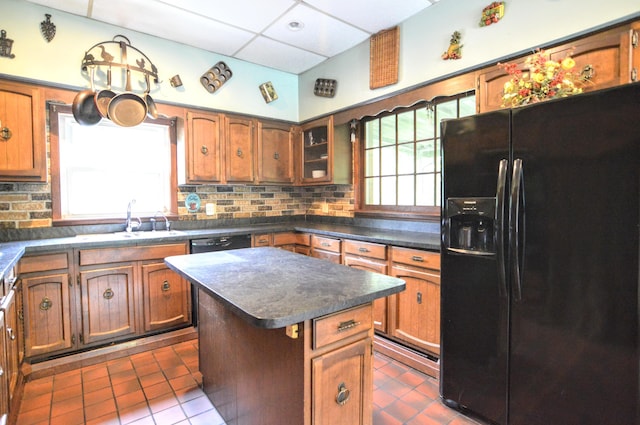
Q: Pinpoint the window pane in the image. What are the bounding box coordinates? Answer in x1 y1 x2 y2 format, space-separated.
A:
365 148 380 177
416 140 435 173
416 173 435 206
365 120 379 149
398 175 414 206
397 111 414 143
380 145 396 175
435 139 441 173
365 177 380 205
460 95 476 117
380 115 396 146
416 107 435 141
380 176 396 205
397 143 415 175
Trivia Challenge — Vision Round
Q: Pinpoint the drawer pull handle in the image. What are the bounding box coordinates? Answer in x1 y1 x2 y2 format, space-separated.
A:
417 292 422 304
103 288 114 300
200 145 208 155
337 319 360 332
411 255 424 262
336 382 351 406
6 327 15 341
162 280 171 292
321 242 331 247
358 247 370 253
39 297 52 311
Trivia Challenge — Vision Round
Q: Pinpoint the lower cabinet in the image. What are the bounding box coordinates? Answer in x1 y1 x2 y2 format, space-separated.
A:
141 261 191 332
311 235 342 264
388 247 441 356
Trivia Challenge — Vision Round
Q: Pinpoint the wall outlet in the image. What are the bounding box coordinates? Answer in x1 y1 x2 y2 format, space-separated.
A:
321 202 329 213
205 203 215 215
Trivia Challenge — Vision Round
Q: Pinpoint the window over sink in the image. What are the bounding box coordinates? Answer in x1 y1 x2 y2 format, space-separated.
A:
49 104 178 224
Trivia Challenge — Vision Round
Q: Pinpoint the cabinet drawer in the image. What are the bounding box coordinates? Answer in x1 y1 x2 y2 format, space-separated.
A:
79 243 187 266
295 232 310 246
311 235 341 253
273 232 297 246
252 233 272 247
391 247 439 270
343 240 387 261
313 304 372 349
18 252 69 273
311 249 341 264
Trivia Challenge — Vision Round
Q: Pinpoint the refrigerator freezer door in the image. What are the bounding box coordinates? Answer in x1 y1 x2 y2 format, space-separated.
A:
440 110 511 425
509 85 640 425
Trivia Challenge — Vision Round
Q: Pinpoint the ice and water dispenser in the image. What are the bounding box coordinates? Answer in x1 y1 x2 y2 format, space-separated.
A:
444 197 496 255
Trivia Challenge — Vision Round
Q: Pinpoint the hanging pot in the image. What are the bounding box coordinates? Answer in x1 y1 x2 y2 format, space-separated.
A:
72 66 102 126
108 67 147 127
143 73 158 119
94 65 116 118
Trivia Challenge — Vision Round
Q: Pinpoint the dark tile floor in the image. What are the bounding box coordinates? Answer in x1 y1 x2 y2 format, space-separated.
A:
17 341 482 425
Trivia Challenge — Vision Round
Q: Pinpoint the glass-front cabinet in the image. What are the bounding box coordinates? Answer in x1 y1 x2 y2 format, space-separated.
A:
301 116 333 184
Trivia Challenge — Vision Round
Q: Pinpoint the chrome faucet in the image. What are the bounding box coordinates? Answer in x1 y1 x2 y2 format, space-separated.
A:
125 199 141 232
152 211 171 232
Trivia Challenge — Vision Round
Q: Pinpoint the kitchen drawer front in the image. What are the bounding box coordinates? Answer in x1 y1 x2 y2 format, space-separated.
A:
391 247 439 271
273 232 297 246
310 249 341 264
252 233 272 247
343 240 387 261
313 303 372 349
18 252 69 273
295 232 311 246
311 235 341 253
79 243 187 266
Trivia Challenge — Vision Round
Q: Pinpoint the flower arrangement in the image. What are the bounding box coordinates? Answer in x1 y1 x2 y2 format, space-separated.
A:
499 50 586 107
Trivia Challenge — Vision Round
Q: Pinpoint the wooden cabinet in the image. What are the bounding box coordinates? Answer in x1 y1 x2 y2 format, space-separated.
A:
18 251 75 358
186 110 223 183
225 115 255 183
311 234 342 264
272 231 297 252
141 261 191 332
0 309 7 425
78 264 137 345
0 80 46 182
252 232 272 247
388 247 440 356
343 240 388 333
300 116 351 185
257 120 294 184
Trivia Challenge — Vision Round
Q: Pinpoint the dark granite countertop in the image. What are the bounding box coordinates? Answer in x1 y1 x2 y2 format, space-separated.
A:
165 247 406 329
0 221 440 282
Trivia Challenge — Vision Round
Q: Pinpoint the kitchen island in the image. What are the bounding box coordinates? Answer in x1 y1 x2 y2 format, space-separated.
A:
165 247 405 425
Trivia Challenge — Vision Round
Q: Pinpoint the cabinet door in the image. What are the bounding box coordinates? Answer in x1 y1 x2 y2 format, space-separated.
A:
312 337 372 425
631 22 639 82
301 116 334 184
21 273 73 357
225 116 255 183
141 262 191 332
0 290 18 403
0 81 46 181
79 265 137 345
343 256 388 333
257 121 294 184
0 311 7 424
186 111 222 183
389 265 440 355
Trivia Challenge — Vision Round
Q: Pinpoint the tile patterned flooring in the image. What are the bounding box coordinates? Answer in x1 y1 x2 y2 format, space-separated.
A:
17 340 483 425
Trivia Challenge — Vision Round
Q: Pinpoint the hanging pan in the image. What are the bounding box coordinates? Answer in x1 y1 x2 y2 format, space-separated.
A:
143 73 158 119
108 67 147 127
72 65 102 126
94 64 116 118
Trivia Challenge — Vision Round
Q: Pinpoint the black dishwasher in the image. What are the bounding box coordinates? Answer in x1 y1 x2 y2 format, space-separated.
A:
190 234 251 253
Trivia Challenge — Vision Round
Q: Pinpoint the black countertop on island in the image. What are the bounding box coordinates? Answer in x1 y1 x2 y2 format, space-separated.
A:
165 247 406 329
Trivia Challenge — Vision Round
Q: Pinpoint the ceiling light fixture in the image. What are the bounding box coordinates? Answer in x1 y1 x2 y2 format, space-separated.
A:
287 21 304 31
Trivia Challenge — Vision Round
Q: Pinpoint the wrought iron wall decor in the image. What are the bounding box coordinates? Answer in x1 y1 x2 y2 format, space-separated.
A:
0 30 15 59
40 14 56 42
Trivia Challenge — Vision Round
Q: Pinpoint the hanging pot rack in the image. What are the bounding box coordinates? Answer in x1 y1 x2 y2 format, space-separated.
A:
80 35 159 86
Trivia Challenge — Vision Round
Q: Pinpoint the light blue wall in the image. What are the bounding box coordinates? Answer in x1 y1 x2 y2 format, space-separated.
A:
299 0 640 121
3 0 639 123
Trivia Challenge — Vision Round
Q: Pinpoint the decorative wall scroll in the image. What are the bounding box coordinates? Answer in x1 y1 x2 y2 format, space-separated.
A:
41 14 56 42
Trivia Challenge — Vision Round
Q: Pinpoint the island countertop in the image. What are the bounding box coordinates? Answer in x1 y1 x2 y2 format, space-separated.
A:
165 247 406 329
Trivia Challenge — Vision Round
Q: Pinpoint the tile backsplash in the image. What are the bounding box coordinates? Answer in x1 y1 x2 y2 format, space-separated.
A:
0 182 354 229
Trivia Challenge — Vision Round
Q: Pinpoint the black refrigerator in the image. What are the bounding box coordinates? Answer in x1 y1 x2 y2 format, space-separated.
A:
439 83 639 425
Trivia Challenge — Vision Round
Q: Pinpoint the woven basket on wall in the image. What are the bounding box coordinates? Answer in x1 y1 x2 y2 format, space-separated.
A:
369 26 399 89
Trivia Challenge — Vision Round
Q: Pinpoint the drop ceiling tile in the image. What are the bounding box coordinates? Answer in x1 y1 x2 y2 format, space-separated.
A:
164 0 297 33
264 3 369 57
235 36 327 74
25 0 90 15
91 0 254 56
305 0 435 33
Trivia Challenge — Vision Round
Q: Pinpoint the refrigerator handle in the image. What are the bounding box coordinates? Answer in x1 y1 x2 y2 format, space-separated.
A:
510 158 525 301
495 159 508 297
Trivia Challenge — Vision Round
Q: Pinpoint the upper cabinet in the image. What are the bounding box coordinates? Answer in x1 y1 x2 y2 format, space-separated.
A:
628 21 639 83
257 120 294 184
225 115 255 184
0 81 46 182
186 110 223 184
477 25 633 113
300 116 351 185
